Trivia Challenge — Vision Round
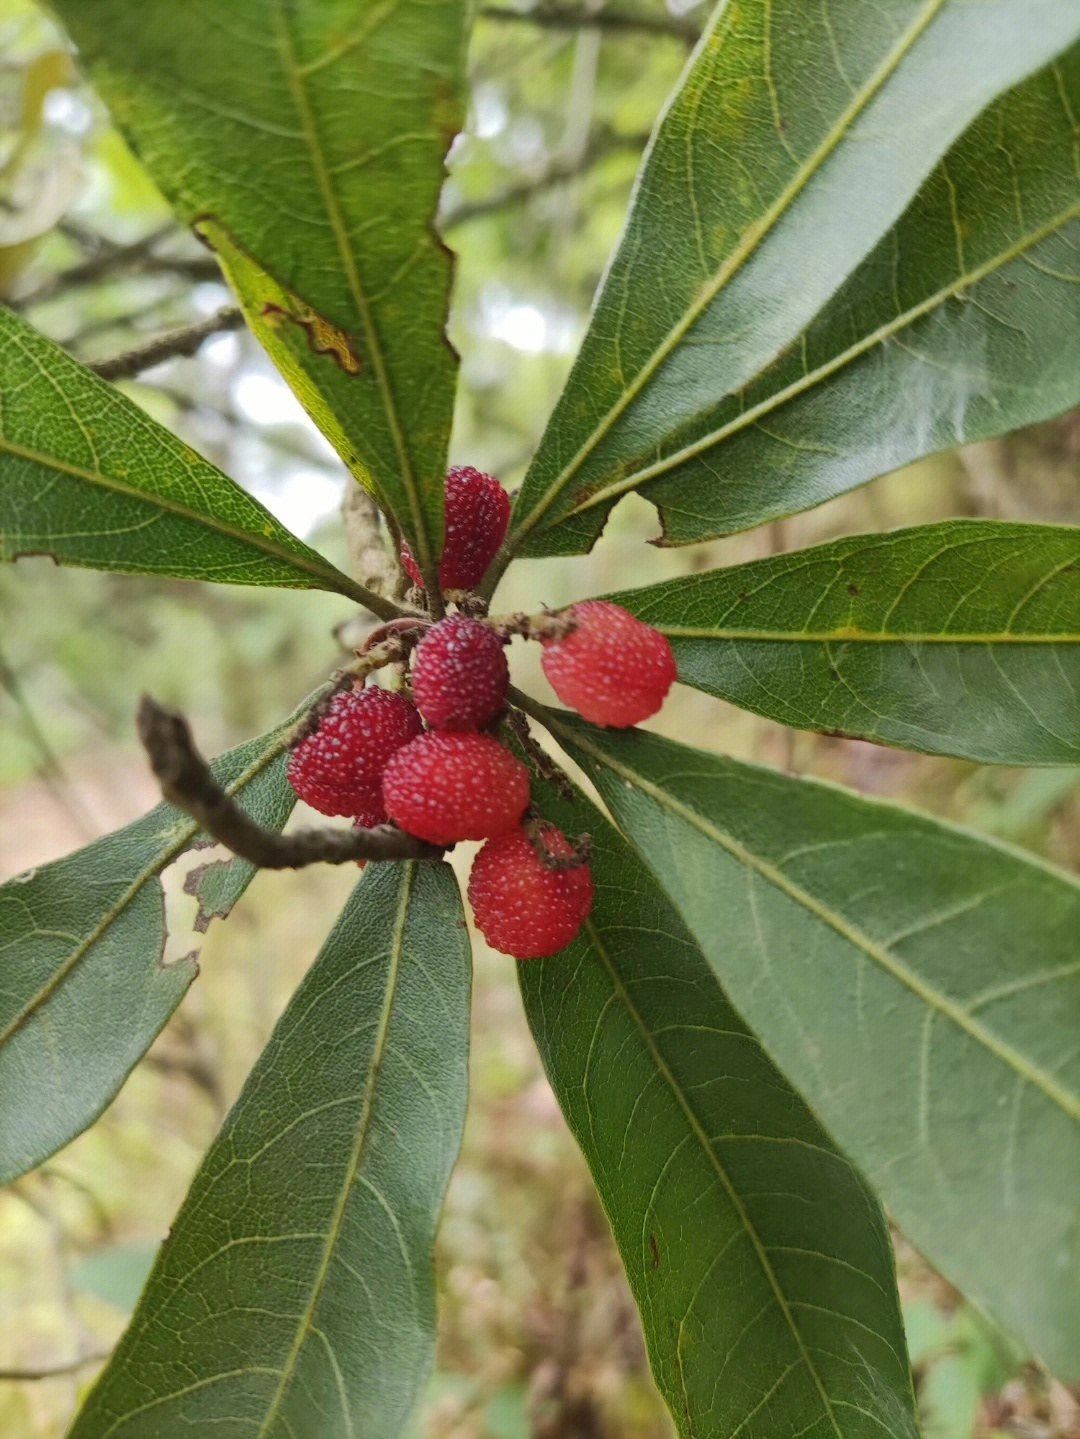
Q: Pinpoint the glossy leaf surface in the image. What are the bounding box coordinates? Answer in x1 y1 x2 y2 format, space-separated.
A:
0 724 295 1183
518 771 917 1438
50 0 467 577
607 521 1080 765
70 861 471 1439
545 712 1080 1381
506 6 1080 560
0 306 368 598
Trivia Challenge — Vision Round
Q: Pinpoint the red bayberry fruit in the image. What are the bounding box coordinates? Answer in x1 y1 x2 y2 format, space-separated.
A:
468 824 593 959
540 599 676 727
411 615 509 730
381 731 530 845
401 466 510 590
287 687 422 818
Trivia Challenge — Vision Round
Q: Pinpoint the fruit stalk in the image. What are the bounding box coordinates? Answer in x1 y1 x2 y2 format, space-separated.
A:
137 697 443 867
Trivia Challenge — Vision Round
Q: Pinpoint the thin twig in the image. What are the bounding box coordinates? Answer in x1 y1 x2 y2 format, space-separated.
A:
137 697 443 868
441 127 650 228
88 307 244 381
487 608 577 642
0 1353 111 1383
505 708 577 799
479 4 700 44
16 225 220 308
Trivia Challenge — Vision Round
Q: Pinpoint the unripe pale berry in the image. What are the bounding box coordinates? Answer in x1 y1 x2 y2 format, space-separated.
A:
411 615 508 730
287 687 422 818
381 731 530 845
540 599 676 727
401 466 510 590
468 824 594 959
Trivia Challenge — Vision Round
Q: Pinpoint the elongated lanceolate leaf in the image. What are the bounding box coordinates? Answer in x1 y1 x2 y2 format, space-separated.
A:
505 4 1080 562
544 712 1080 1381
69 862 471 1439
0 307 373 600
0 722 295 1183
49 0 468 578
517 769 918 1439
607 521 1080 766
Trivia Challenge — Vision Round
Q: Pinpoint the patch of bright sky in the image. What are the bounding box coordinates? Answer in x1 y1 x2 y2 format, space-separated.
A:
227 368 344 538
42 87 93 135
480 286 581 355
470 84 507 140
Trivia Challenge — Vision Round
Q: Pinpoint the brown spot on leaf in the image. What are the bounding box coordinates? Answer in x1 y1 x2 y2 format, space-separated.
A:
260 302 363 374
649 1233 661 1269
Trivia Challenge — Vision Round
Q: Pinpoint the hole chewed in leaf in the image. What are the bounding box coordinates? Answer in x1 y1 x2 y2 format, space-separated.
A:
181 844 250 935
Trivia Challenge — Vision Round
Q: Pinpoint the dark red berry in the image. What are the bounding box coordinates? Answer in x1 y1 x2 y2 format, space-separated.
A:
468 824 593 959
287 687 422 818
381 731 530 845
411 616 508 730
401 466 510 590
540 600 676 727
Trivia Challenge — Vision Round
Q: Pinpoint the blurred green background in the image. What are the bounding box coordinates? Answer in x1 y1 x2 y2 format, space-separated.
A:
2 1 1079 1433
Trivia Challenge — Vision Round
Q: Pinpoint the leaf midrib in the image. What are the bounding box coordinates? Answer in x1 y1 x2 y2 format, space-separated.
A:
271 2 434 578
553 716 1080 1129
505 0 949 553
254 863 414 1438
652 627 1080 644
564 196 1080 527
0 434 373 604
585 917 844 1438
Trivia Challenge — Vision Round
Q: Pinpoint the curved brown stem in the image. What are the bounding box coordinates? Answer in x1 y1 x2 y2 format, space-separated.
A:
137 698 443 868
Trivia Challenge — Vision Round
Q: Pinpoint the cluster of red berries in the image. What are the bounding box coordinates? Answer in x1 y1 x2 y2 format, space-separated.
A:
287 468 676 959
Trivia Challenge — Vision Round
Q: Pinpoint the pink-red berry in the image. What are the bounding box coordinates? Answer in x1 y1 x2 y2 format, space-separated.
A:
287 687 422 818
411 616 508 730
540 600 676 728
401 466 510 590
381 731 530 845
468 824 594 959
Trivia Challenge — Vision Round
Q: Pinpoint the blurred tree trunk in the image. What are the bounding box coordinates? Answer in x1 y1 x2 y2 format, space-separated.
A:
961 410 1080 520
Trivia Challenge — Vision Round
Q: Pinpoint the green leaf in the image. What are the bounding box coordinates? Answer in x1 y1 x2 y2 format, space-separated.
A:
542 711 1080 1381
69 861 471 1439
504 5 1080 562
0 721 296 1183
607 520 1080 766
49 0 468 577
517 772 918 1438
0 306 374 602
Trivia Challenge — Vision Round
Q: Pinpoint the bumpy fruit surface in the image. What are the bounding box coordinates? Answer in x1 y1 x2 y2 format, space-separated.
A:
540 599 676 727
468 824 594 959
411 615 509 730
401 466 510 590
382 731 530 845
287 687 422 818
